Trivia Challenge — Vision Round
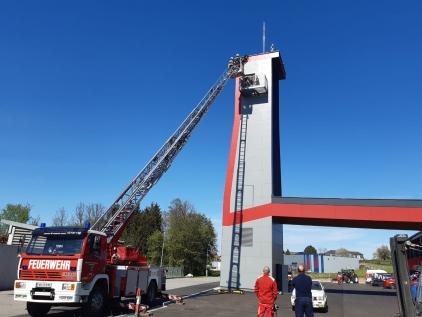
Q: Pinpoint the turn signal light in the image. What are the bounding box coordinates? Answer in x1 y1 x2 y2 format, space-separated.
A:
62 283 75 291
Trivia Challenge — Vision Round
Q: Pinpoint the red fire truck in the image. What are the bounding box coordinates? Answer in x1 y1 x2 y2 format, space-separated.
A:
14 223 165 317
13 55 247 317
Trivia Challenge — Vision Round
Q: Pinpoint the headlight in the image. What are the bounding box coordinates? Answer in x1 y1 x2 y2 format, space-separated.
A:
62 283 75 291
317 296 323 301
15 282 26 289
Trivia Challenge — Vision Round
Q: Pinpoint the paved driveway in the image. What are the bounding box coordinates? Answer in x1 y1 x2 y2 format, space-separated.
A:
2 278 400 317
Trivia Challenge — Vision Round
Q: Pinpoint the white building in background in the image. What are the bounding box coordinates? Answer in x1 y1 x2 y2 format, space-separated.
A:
284 254 359 273
210 261 221 271
324 250 365 260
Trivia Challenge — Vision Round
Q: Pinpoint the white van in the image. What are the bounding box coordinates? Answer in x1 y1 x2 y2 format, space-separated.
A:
366 269 387 283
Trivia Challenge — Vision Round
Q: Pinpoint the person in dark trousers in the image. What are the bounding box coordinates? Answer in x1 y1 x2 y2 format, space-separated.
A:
254 266 278 317
292 264 314 317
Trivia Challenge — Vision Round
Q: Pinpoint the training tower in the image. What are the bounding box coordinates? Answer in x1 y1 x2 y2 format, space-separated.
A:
219 51 422 291
220 52 286 290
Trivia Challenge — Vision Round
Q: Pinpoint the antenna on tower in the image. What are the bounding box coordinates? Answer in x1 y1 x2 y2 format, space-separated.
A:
263 22 265 53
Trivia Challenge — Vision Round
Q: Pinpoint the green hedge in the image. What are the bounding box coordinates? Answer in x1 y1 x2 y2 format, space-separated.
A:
208 270 220 277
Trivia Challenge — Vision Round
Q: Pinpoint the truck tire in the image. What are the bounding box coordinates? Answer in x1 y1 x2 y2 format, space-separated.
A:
142 280 157 305
27 302 51 317
292 305 295 311
390 283 396 289
81 284 106 317
323 301 328 313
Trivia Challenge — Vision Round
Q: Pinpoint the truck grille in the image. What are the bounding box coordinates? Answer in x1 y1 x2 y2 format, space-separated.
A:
21 271 62 279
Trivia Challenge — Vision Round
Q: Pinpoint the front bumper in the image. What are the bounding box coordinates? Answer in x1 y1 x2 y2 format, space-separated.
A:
291 298 327 309
14 280 88 304
312 300 327 308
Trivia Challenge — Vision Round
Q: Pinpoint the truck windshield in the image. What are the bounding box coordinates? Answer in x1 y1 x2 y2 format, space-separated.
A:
26 235 84 256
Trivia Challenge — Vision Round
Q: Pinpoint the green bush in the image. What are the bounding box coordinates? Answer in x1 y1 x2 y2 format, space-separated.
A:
208 270 220 277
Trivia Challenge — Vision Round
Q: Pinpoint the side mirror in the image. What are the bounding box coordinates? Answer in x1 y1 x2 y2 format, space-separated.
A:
17 234 26 255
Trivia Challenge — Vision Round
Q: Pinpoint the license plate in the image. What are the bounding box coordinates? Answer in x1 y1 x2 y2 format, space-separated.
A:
36 282 52 288
318 304 323 308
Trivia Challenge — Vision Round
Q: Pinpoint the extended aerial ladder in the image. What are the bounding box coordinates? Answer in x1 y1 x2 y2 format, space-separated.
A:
92 55 248 244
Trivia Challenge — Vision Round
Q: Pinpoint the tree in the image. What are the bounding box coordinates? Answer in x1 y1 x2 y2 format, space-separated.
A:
373 244 391 260
164 198 217 275
146 230 167 265
121 203 162 256
0 203 39 235
286 249 291 255
69 202 106 226
304 245 317 254
85 203 106 225
335 247 350 257
51 207 69 226
318 247 328 254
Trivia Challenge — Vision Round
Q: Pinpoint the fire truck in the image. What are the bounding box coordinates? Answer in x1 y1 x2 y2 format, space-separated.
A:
13 55 247 317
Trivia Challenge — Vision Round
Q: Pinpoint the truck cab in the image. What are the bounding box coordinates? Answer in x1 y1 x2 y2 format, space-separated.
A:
14 224 109 317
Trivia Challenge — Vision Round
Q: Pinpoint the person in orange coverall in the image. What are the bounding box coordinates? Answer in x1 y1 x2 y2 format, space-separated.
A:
254 266 278 317
337 272 342 284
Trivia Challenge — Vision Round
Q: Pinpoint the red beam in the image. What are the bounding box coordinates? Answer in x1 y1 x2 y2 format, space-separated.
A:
222 202 422 230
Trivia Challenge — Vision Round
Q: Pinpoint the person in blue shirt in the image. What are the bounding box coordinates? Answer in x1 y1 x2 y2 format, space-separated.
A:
291 264 314 317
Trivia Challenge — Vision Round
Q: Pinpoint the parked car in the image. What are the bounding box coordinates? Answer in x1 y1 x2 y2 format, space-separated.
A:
383 276 396 289
371 273 393 287
366 269 387 284
291 280 328 312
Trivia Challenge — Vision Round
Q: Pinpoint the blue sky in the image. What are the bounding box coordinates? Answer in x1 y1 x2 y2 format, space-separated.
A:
1 1 421 260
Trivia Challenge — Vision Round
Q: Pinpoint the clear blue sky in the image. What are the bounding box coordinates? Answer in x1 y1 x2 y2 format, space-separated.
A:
1 1 421 260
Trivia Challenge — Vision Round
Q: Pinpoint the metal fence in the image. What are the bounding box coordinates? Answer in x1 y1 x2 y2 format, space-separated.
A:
165 266 184 278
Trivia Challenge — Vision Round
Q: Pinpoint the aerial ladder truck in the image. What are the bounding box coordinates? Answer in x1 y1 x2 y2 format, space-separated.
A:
390 233 422 317
13 55 247 317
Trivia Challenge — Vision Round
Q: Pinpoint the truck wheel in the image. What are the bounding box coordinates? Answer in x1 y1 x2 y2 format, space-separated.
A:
390 283 396 289
142 280 157 305
323 302 328 313
81 284 105 317
27 302 51 317
292 305 295 311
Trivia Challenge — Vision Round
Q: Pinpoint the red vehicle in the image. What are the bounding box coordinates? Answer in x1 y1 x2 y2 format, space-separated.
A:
383 276 396 289
14 223 166 317
13 56 247 317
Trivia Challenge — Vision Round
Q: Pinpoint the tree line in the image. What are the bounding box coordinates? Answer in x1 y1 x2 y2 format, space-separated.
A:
1 199 217 276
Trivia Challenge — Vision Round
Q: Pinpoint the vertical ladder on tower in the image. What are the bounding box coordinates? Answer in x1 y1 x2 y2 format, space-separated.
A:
229 113 248 289
91 56 248 244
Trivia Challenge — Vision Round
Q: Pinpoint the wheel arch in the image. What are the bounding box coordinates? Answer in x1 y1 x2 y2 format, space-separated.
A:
85 274 109 294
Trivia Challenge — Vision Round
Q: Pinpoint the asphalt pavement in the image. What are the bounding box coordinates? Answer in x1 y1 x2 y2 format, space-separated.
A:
148 281 399 317
2 278 401 317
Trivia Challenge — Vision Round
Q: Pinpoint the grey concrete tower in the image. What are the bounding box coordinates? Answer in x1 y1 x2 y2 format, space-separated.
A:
220 52 286 290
